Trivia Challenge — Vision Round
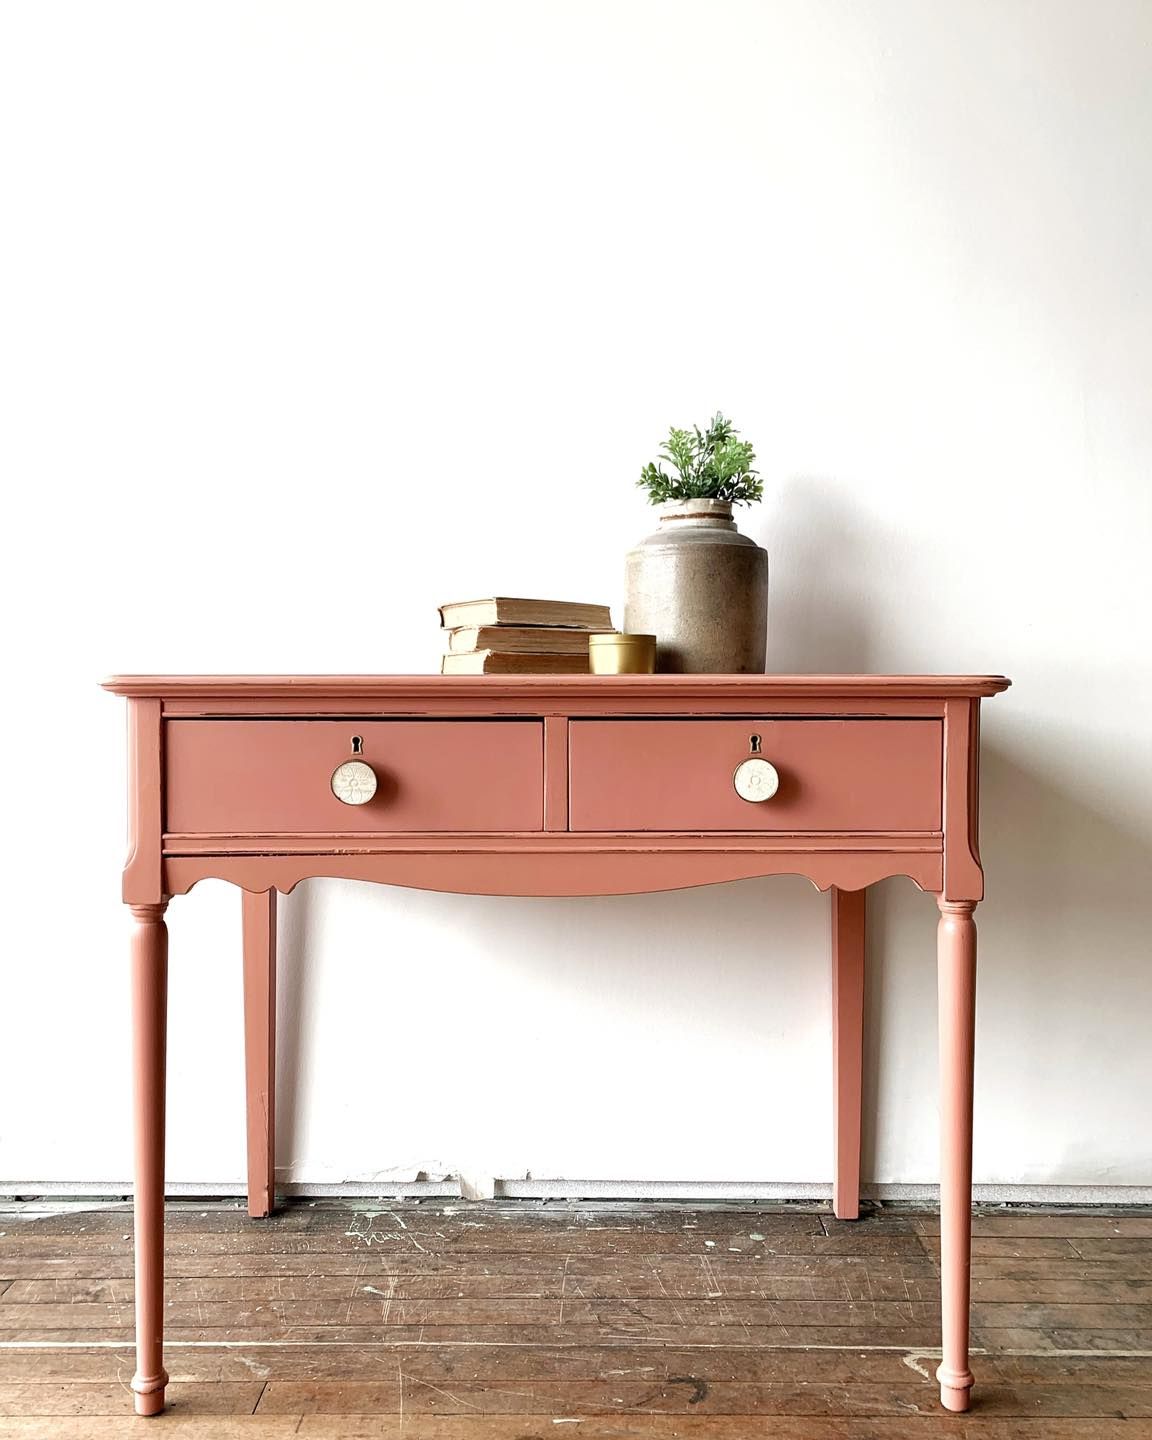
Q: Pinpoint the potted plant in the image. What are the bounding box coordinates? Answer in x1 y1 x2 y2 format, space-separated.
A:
625 413 769 673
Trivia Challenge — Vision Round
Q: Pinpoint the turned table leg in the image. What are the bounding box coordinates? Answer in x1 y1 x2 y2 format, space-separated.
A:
937 898 978 1412
130 901 169 1417
831 886 866 1221
242 889 277 1218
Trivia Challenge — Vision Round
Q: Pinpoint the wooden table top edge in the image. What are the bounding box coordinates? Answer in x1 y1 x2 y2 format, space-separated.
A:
101 673 1012 699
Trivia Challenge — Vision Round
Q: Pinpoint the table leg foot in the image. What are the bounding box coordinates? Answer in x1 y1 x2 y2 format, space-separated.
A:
937 1364 974 1412
132 1372 169 1416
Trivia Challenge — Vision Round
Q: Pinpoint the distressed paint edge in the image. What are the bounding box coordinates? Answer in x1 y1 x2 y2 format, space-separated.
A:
162 852 943 899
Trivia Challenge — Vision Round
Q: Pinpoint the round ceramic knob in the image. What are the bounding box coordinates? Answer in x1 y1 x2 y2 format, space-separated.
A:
330 759 378 806
732 755 780 803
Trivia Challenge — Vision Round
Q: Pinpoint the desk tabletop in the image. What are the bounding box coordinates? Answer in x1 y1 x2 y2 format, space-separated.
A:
102 673 1011 700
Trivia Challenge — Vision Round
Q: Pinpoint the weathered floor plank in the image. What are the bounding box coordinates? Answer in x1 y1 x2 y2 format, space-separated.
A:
0 1413 1146 1438
1 1343 1148 1388
251 1376 1152 1418
0 1322 951 1346
911 1216 1152 1240
0 1296 952 1329
0 1381 263 1416
4 1251 1148 1281
0 1345 948 1385
0 1231 928 1258
1 1263 945 1304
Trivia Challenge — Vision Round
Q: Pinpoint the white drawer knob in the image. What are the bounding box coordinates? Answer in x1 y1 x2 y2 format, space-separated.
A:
733 755 779 803
331 758 378 805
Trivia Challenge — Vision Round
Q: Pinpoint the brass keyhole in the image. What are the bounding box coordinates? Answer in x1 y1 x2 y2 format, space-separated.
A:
749 734 762 754
351 735 364 755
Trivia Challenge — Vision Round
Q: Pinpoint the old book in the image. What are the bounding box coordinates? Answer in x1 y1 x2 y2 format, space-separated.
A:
438 597 612 630
441 650 590 675
447 624 608 655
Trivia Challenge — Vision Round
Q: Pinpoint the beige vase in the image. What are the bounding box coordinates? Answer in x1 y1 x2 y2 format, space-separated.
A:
623 499 768 673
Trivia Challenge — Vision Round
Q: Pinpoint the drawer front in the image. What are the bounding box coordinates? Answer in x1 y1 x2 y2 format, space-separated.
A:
166 720 544 833
568 719 941 832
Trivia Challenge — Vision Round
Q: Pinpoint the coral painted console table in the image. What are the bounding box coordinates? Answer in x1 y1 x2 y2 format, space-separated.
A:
103 673 1010 1416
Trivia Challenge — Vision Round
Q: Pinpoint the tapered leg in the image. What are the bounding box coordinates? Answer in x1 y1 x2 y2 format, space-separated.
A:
831 886 866 1220
130 901 169 1417
242 889 277 1218
937 898 978 1412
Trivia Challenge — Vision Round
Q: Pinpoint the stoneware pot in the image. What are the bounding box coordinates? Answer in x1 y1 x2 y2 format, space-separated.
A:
624 499 768 673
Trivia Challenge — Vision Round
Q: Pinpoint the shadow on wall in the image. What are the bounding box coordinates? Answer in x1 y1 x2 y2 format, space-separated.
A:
860 735 1152 1187
965 738 1152 1181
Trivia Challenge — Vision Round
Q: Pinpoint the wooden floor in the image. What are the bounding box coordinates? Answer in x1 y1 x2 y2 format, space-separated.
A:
0 1200 1150 1437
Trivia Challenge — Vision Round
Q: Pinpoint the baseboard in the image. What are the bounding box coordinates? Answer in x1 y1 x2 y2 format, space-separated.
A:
493 1179 1152 1204
2 1178 1150 1205
0 1180 462 1200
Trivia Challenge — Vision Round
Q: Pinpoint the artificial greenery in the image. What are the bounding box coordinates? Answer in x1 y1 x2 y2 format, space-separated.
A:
637 412 762 507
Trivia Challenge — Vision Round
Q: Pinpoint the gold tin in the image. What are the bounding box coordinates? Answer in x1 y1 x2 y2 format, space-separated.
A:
588 632 657 674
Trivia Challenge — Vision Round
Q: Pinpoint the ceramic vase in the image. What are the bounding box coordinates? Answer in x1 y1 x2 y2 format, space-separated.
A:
624 499 768 673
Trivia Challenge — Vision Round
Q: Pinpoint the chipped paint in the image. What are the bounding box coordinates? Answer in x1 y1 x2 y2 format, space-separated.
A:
902 1351 934 1380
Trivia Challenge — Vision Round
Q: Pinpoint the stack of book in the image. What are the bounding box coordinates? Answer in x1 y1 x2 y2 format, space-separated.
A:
439 597 614 673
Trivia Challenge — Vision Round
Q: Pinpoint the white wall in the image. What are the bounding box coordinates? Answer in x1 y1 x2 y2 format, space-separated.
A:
2 0 1150 1199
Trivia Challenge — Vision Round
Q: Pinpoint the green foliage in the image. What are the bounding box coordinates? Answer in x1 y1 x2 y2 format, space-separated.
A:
637 412 762 506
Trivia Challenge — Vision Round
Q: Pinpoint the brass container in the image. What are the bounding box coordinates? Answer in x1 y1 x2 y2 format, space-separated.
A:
588 632 657 674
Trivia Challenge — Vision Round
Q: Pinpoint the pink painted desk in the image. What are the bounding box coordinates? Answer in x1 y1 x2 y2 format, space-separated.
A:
103 673 1010 1416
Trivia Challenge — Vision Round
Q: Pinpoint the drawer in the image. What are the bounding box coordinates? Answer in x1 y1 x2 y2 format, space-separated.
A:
165 720 544 833
568 719 941 832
